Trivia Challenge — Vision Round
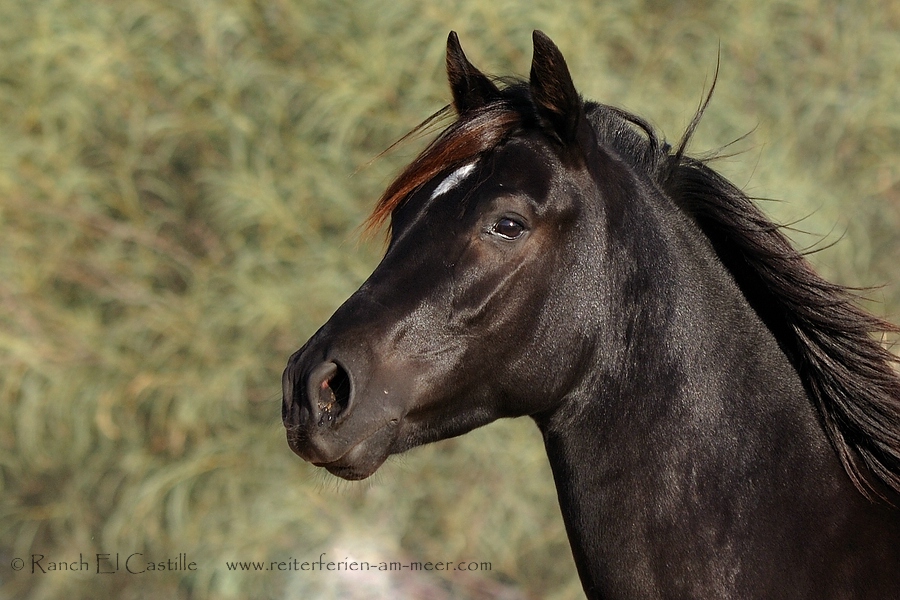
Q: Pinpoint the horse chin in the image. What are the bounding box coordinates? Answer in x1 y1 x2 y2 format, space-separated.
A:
310 419 400 481
322 461 381 481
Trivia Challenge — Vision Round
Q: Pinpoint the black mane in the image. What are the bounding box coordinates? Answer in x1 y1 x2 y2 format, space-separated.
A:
586 99 900 501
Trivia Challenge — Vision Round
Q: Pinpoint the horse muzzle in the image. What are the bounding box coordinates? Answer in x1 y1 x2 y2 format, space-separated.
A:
282 352 403 480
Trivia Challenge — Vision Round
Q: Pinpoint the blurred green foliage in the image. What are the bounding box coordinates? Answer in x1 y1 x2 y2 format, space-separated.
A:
0 0 898 598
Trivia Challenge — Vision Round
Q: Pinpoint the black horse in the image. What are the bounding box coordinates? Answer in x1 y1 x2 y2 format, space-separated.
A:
283 31 900 598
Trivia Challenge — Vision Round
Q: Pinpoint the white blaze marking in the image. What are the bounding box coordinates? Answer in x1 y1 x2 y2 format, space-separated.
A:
429 161 477 200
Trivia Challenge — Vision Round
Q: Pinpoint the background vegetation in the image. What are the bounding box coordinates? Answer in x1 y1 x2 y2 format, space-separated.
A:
1 0 898 598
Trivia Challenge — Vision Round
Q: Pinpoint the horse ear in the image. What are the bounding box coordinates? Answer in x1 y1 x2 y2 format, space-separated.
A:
446 31 500 115
529 30 583 144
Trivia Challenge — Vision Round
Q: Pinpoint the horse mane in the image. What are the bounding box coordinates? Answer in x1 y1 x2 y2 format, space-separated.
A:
367 78 900 501
662 137 900 502
623 97 900 502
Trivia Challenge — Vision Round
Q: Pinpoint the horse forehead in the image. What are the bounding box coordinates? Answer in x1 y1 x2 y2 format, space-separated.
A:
484 136 557 197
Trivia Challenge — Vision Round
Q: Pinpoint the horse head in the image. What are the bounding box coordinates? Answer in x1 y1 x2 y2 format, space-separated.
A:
282 32 623 480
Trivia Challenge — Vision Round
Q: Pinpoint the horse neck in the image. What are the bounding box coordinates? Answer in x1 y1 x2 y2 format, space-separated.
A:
531 200 895 598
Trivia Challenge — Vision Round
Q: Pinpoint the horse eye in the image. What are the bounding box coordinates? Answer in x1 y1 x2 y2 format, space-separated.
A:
492 218 525 240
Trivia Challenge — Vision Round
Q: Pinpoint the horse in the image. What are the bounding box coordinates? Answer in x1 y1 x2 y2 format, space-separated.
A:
282 31 900 598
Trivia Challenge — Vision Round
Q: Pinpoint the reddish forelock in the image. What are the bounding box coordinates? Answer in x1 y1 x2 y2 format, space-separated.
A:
364 105 522 236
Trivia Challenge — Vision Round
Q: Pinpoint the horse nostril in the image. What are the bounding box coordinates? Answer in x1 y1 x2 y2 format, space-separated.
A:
307 361 352 427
